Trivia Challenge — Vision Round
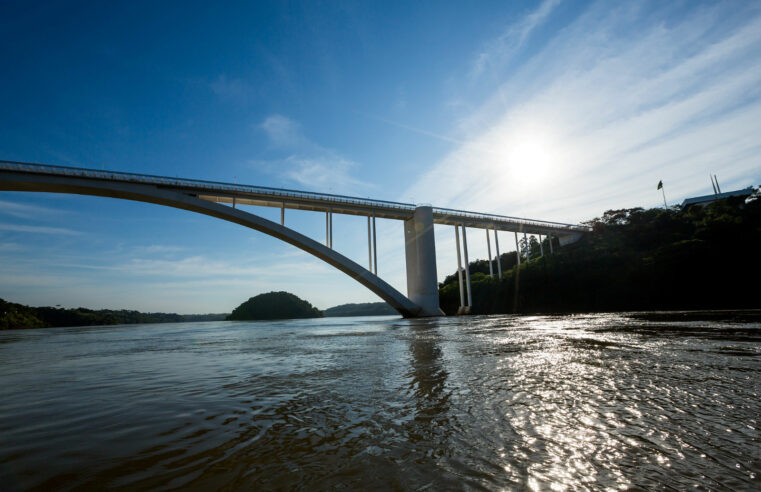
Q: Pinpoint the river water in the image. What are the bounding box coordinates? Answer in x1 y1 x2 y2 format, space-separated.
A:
1 311 759 490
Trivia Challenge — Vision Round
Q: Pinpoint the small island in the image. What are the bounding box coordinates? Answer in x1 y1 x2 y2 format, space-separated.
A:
226 291 322 321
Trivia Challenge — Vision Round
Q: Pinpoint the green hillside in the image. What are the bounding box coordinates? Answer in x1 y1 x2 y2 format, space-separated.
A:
440 189 761 314
323 302 397 317
227 291 322 320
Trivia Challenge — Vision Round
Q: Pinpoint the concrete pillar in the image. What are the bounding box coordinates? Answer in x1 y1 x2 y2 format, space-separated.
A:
367 216 373 272
232 197 236 209
486 229 493 278
539 234 544 257
328 208 333 249
372 213 378 275
514 232 521 267
454 225 465 309
549 233 554 254
404 206 443 316
462 225 473 309
494 228 502 279
326 211 330 247
524 232 530 262
280 203 285 225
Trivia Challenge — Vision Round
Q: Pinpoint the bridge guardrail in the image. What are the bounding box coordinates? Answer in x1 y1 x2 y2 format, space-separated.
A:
0 160 417 213
433 207 591 232
0 160 591 233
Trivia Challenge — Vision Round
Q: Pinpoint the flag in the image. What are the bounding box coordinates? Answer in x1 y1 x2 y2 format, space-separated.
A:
657 180 663 190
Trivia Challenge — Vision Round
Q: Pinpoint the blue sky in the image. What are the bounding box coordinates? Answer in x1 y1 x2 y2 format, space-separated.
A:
1 0 760 313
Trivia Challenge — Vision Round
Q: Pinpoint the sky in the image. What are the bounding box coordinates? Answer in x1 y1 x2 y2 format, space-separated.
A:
1 0 760 313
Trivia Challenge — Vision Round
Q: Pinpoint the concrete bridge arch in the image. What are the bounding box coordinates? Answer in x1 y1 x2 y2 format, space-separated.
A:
0 172 425 317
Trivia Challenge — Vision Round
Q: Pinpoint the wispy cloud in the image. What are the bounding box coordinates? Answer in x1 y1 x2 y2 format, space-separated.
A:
405 2 761 223
0 242 21 252
132 244 185 256
259 114 306 148
0 199 68 219
255 114 372 194
471 0 562 79
0 222 81 235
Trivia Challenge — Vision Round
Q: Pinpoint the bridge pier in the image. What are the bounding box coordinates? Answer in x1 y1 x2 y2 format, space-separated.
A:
486 229 493 278
514 232 521 267
494 228 502 279
539 234 544 257
454 226 466 311
404 206 444 316
372 213 377 274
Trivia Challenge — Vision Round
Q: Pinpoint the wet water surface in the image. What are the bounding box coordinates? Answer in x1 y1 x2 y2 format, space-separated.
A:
1 311 760 490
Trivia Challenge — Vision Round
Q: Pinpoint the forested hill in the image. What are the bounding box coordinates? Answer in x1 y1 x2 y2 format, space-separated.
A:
439 189 761 315
0 299 226 330
323 302 397 317
227 291 322 320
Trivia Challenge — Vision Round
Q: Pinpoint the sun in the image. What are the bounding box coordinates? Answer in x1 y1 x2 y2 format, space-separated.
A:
506 138 554 186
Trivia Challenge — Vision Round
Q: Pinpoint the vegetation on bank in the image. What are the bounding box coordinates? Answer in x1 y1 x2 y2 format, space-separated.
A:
0 298 227 330
439 189 761 315
323 302 397 317
227 291 322 321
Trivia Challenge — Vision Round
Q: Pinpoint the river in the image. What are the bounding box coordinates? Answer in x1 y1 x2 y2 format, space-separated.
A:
1 311 759 490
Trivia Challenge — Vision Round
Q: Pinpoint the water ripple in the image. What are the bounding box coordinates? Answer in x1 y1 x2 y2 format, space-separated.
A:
1 312 760 489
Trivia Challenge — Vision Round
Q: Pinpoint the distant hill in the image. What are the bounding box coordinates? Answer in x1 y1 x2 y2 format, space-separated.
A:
227 291 322 321
323 302 397 317
181 313 228 322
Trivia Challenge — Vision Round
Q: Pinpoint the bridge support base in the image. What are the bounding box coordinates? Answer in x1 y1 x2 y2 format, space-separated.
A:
404 206 444 317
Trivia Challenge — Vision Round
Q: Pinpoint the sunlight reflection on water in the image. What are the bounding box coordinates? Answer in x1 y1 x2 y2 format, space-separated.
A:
0 311 759 490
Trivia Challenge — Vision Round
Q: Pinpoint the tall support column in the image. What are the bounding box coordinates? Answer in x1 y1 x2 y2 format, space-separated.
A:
454 225 465 309
329 209 333 249
280 203 285 225
539 234 544 257
462 225 473 309
486 228 494 278
524 232 531 262
326 211 330 248
514 232 521 267
494 227 502 279
403 206 443 316
367 216 373 271
232 197 236 209
549 233 554 254
372 213 377 275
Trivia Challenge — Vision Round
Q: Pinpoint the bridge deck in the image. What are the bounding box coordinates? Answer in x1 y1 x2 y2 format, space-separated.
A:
0 160 590 235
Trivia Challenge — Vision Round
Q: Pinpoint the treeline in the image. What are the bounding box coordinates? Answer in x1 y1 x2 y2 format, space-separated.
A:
439 190 761 315
323 302 397 317
0 298 227 330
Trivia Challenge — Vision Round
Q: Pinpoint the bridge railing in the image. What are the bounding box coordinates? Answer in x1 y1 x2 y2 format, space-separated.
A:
433 207 592 233
1 160 591 233
0 160 417 213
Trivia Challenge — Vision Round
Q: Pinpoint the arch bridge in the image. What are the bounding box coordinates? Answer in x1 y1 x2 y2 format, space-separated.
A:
0 160 590 317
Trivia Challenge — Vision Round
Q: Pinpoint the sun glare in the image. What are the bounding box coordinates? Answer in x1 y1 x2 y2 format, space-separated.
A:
502 135 555 188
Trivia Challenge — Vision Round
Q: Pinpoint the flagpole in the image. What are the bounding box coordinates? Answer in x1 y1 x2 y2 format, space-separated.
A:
661 186 668 208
